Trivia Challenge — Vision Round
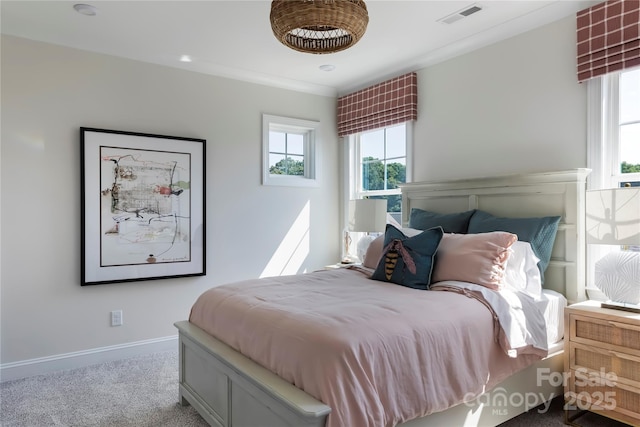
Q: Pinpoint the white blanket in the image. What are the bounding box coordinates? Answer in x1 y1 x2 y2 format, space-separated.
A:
430 280 549 358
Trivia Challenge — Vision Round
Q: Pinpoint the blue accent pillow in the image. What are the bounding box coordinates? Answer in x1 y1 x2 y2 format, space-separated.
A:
409 208 475 233
467 210 561 283
371 225 443 290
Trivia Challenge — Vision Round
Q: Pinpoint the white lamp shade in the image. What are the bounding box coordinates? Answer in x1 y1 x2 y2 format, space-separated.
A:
586 188 640 246
348 199 387 232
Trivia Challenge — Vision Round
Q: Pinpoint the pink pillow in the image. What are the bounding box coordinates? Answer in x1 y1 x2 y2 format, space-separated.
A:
431 231 517 290
363 234 384 269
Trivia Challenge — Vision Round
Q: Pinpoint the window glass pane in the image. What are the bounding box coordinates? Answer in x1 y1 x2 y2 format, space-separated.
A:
362 159 384 191
619 68 640 177
620 68 640 124
369 195 402 215
285 156 304 176
385 158 406 189
386 195 402 214
385 124 406 159
287 133 305 155
269 131 286 153
359 126 407 192
269 153 286 173
360 129 384 160
354 123 408 219
620 122 640 173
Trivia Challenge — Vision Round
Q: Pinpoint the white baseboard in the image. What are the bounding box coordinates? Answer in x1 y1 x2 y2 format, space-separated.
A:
0 335 178 382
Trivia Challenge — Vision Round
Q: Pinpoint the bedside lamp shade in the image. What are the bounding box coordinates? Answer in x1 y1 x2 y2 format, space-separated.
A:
348 199 387 232
586 187 640 309
586 188 640 246
343 198 387 264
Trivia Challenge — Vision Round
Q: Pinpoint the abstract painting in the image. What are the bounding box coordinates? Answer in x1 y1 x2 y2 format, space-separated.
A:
81 128 205 285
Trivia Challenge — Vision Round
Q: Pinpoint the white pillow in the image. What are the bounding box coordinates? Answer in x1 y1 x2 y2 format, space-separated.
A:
536 289 567 344
503 241 542 300
356 234 379 264
401 227 423 237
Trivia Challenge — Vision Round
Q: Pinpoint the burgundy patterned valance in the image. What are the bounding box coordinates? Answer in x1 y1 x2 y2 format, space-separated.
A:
337 72 417 137
577 0 640 83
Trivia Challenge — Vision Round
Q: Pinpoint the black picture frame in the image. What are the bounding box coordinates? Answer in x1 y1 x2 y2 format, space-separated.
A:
80 127 206 285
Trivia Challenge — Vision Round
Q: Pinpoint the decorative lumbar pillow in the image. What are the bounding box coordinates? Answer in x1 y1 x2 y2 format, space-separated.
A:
371 225 443 290
431 231 517 289
408 208 476 233
467 210 561 283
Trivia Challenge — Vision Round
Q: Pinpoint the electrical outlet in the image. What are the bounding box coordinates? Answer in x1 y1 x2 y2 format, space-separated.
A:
111 310 123 327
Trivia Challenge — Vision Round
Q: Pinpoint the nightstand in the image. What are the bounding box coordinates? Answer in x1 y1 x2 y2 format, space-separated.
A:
323 262 358 270
564 301 640 426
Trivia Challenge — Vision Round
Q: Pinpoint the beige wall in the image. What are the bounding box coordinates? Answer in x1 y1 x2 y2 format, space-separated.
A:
1 35 340 364
413 16 586 182
1 14 588 368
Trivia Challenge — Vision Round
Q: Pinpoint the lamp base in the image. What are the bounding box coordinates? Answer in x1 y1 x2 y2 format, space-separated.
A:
601 300 640 314
594 251 640 306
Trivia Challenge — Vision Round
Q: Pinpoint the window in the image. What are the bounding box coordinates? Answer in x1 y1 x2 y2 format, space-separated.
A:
262 114 319 187
619 68 640 187
349 122 412 223
589 68 640 189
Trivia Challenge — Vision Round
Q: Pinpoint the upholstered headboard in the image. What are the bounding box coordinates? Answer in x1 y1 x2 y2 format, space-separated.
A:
399 169 590 303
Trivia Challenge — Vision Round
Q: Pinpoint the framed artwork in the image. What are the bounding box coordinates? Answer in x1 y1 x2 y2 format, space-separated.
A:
81 127 206 285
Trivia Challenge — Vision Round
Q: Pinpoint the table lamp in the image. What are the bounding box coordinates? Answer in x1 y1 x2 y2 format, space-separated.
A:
586 187 640 312
343 198 387 264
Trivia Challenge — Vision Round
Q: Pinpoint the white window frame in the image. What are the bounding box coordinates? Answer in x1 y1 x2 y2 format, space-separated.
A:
262 114 319 187
341 122 413 260
587 70 640 190
349 122 413 201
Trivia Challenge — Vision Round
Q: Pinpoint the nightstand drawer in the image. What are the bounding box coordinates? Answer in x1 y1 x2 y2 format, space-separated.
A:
570 313 640 352
565 302 640 426
569 372 640 425
570 342 640 388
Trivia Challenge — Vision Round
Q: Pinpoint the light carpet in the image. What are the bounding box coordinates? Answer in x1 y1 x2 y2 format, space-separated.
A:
0 349 626 427
1 350 206 427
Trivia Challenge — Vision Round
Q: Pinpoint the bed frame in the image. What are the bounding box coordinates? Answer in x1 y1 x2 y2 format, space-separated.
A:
174 168 590 427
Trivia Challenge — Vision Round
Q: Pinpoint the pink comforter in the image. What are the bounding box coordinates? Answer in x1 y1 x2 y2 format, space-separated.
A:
189 268 541 427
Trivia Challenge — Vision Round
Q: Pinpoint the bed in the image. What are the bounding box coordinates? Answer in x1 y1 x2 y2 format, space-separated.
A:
174 168 590 427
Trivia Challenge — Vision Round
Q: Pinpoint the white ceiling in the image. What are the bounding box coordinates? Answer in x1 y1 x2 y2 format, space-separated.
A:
1 0 597 97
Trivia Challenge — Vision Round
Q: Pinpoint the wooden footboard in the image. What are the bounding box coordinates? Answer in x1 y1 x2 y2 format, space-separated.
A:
174 320 331 427
176 320 563 427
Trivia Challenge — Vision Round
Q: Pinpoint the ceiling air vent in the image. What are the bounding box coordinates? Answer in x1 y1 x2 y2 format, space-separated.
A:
438 4 483 24
460 5 482 16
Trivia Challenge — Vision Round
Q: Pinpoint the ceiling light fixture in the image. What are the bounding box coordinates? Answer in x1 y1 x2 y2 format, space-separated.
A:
270 0 369 55
73 3 98 16
179 55 192 63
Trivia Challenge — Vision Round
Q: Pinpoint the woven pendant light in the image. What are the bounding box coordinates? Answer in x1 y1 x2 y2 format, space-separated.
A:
270 0 369 54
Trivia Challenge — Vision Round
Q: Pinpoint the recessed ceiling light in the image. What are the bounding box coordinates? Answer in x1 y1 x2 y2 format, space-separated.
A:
319 64 335 72
179 55 192 63
73 4 98 16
